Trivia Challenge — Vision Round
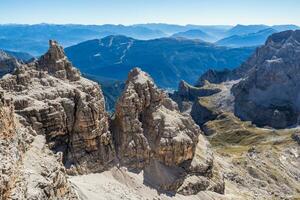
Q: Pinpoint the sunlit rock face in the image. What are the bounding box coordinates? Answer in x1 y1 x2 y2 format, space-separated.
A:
0 41 115 174
0 91 79 199
111 68 224 194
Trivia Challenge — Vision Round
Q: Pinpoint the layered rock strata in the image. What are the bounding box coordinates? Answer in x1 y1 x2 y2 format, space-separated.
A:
0 40 115 174
112 68 224 194
0 91 78 199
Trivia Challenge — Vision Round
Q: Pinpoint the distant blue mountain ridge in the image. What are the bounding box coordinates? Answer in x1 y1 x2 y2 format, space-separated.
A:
64 35 255 88
216 28 279 47
0 23 298 55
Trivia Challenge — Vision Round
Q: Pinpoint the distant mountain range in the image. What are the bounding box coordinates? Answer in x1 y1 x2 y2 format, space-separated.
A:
0 24 166 55
216 25 300 47
216 28 278 47
172 29 217 42
135 23 232 37
65 35 255 88
0 23 299 55
226 24 299 36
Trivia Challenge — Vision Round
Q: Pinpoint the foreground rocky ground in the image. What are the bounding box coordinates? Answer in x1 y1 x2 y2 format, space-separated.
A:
1 30 300 200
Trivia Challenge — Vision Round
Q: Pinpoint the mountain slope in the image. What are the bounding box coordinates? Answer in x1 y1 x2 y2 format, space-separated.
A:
172 29 217 42
225 24 299 37
0 24 166 55
1 50 34 62
0 50 21 77
226 24 269 36
216 28 278 47
232 30 300 128
65 35 255 88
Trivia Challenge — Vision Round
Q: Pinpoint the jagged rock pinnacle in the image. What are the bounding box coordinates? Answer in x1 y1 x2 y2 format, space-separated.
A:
38 40 81 81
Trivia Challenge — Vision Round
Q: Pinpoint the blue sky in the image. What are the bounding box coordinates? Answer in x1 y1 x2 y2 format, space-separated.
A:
1 0 299 25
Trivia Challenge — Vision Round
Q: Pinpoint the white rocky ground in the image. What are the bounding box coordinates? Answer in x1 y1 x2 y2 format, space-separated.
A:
70 167 227 200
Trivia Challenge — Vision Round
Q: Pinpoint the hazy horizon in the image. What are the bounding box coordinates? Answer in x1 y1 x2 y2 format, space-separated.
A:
0 23 299 27
1 0 300 26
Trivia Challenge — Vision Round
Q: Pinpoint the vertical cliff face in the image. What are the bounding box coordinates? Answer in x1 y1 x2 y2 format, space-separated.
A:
0 91 18 199
113 68 199 169
0 41 115 174
232 30 300 128
0 91 78 200
111 68 224 194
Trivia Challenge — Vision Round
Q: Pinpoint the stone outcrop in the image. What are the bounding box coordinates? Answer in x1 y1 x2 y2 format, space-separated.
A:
0 91 78 199
171 80 221 112
232 30 300 128
292 132 300 145
0 91 19 199
38 40 81 81
0 41 115 174
112 68 224 194
196 69 233 87
0 50 20 77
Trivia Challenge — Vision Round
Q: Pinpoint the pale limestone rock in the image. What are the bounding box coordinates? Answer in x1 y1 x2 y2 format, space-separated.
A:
0 41 115 174
0 91 78 200
112 68 224 194
38 40 80 81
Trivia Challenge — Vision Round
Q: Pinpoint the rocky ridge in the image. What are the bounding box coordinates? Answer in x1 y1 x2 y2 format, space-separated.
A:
172 76 300 199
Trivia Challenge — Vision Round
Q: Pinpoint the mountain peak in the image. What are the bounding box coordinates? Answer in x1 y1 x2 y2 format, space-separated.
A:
127 67 153 85
38 40 80 81
266 30 300 45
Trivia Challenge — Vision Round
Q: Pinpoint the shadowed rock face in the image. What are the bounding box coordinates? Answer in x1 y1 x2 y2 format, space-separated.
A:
232 30 300 128
111 68 224 195
0 50 20 77
171 80 222 114
0 41 115 174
